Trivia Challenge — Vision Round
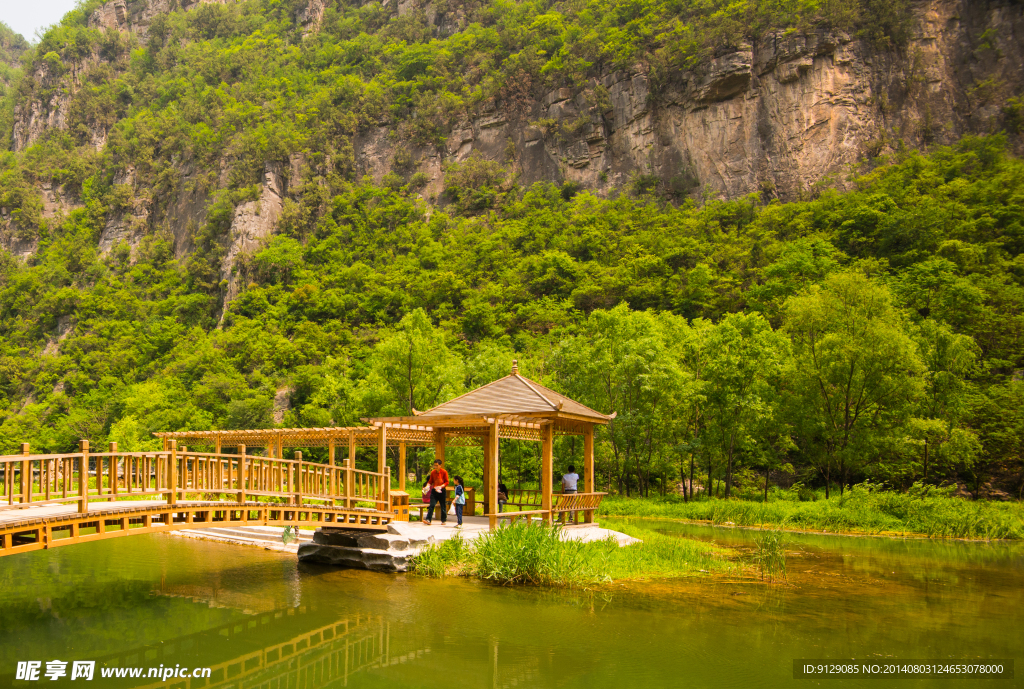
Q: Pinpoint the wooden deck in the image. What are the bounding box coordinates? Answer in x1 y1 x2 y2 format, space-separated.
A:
0 441 395 558
0 500 393 558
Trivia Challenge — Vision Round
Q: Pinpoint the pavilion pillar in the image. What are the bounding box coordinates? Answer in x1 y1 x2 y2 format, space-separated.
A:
378 425 390 510
481 430 491 518
399 441 406 491
237 444 247 505
488 420 500 529
295 450 303 507
329 437 337 504
434 431 445 466
347 430 355 509
541 423 553 525
434 430 446 511
583 425 595 523
214 438 221 455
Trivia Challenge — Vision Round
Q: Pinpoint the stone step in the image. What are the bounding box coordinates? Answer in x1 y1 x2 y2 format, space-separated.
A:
297 543 421 572
312 528 434 551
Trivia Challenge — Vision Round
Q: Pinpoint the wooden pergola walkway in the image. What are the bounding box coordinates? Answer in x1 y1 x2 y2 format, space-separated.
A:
0 362 611 557
0 441 396 558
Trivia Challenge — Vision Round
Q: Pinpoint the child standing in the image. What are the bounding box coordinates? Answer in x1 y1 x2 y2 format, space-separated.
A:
452 476 466 527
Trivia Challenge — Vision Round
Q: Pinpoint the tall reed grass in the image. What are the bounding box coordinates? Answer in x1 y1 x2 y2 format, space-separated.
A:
599 485 1024 539
751 528 787 582
412 521 739 586
413 532 469 577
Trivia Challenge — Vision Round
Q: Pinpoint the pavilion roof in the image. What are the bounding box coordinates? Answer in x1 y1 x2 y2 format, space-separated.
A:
413 367 612 423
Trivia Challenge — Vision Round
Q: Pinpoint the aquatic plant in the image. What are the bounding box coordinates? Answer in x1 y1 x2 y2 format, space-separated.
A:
413 521 738 586
599 487 1024 540
471 522 595 586
413 532 469 578
751 528 788 582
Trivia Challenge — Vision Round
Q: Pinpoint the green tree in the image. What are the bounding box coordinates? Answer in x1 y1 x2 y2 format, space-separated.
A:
905 319 981 483
783 272 925 496
702 312 790 497
359 308 464 417
553 305 689 496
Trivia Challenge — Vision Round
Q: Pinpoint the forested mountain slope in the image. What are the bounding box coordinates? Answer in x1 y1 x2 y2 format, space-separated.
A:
0 0 1023 498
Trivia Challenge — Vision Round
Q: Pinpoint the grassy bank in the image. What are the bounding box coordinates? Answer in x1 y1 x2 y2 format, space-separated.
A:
413 521 741 587
598 486 1024 539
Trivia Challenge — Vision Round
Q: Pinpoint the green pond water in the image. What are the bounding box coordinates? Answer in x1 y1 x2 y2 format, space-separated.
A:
1 521 1021 689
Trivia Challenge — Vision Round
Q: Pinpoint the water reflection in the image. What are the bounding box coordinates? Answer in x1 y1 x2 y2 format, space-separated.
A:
96 607 393 689
0 527 1021 689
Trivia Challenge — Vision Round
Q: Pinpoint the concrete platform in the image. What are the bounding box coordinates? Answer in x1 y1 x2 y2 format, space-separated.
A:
296 516 640 572
171 525 317 553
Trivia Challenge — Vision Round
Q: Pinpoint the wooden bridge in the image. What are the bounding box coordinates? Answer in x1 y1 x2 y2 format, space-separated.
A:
0 440 395 559
0 361 612 558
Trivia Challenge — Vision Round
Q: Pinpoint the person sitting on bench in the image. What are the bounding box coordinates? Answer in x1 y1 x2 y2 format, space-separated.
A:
561 464 579 524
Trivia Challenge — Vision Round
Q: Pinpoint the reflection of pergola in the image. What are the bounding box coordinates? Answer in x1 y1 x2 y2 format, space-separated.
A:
156 362 612 527
367 362 613 527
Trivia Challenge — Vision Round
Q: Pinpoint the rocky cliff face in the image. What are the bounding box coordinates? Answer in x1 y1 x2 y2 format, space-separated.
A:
380 0 1023 201
5 0 1023 294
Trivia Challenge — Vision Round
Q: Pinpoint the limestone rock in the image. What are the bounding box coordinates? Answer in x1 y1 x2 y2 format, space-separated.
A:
220 164 285 309
7 0 1024 265
297 543 416 572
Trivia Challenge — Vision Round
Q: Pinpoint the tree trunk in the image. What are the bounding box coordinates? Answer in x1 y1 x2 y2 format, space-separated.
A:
707 455 714 498
725 432 735 498
690 455 696 502
764 465 770 502
825 462 831 499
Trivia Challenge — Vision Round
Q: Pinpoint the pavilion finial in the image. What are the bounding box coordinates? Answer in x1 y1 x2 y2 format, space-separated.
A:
512 359 519 375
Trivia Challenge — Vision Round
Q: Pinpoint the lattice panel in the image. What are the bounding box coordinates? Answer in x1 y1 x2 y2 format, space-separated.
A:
446 435 484 447
499 426 543 442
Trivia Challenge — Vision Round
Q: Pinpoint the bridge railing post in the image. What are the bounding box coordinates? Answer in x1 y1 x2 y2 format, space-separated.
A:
20 443 30 504
346 431 355 510
238 444 247 504
108 442 119 497
78 440 89 514
295 451 303 507
167 439 178 506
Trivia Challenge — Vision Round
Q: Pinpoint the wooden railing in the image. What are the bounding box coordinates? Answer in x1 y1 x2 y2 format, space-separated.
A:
0 442 391 514
505 488 543 509
500 489 605 512
1 452 93 511
484 492 607 526
552 492 606 513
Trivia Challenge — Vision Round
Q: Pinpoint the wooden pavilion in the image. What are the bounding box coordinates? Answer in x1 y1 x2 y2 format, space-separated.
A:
156 362 612 527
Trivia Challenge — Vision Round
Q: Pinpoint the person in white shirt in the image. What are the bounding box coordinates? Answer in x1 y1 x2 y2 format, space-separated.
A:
561 465 579 493
561 464 580 524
